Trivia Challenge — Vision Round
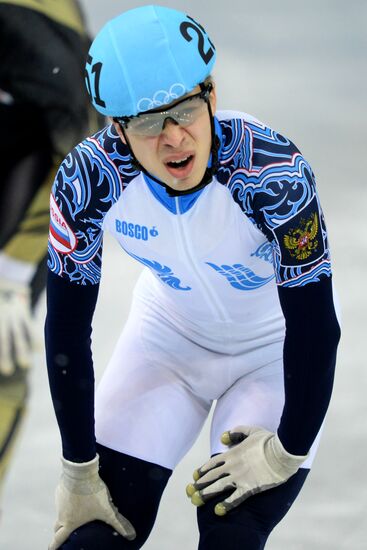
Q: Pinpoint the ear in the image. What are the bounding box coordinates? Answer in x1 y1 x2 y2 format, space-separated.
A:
209 84 217 114
111 118 127 144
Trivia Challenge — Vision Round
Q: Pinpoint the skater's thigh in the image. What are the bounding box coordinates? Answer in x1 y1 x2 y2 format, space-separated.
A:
211 360 321 468
96 298 212 469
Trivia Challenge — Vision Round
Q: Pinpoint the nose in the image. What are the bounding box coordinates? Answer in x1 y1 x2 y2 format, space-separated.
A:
160 118 185 147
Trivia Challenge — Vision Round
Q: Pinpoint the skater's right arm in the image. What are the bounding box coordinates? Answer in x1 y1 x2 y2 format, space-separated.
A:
45 270 99 462
45 143 135 548
45 142 108 463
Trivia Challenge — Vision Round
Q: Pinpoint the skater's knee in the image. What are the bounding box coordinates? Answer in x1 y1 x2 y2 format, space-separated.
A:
197 505 269 550
59 520 143 549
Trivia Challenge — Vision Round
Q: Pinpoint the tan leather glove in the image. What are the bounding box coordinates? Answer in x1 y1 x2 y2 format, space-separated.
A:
49 455 136 549
186 425 308 515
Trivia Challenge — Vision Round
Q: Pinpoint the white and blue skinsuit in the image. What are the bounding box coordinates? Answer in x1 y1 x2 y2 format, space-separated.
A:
45 111 340 548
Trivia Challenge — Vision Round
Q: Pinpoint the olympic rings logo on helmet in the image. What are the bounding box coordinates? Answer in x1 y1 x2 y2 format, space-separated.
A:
137 83 187 113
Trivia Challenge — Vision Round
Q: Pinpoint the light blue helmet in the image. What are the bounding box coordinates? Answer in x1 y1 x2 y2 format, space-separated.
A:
85 5 216 117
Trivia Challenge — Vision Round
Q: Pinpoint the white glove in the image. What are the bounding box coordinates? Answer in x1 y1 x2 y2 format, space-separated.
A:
0 277 34 376
49 455 136 550
186 425 308 515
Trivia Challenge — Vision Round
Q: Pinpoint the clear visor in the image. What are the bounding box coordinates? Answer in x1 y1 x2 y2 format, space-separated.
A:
121 93 208 137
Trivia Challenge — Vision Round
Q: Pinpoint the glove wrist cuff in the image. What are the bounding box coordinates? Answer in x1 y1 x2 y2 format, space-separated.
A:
272 434 308 472
61 454 99 480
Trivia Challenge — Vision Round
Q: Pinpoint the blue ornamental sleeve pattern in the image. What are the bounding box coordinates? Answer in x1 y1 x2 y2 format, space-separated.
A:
48 125 138 285
216 118 332 287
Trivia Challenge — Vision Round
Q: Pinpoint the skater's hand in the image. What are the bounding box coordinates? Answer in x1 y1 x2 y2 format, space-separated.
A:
186 426 308 515
0 277 34 376
49 455 136 549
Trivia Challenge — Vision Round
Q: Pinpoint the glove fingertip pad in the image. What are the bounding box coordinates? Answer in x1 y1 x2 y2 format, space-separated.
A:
214 502 227 516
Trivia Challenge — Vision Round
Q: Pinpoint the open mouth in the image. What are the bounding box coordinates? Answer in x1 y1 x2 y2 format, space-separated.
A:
166 155 193 169
165 155 195 178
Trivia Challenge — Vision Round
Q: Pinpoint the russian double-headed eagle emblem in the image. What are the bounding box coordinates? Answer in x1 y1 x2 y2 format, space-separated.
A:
283 212 319 261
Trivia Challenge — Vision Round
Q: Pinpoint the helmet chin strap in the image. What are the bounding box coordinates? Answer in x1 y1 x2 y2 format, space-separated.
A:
121 98 220 198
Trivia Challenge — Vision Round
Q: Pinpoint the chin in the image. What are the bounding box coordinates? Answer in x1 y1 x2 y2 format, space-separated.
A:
170 179 198 192
175 169 206 190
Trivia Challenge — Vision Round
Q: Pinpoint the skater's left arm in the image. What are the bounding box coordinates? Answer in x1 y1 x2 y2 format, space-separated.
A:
276 276 340 454
260 148 341 455
187 147 340 514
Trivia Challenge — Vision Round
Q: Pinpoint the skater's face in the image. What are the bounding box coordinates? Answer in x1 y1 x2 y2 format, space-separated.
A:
113 84 217 193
